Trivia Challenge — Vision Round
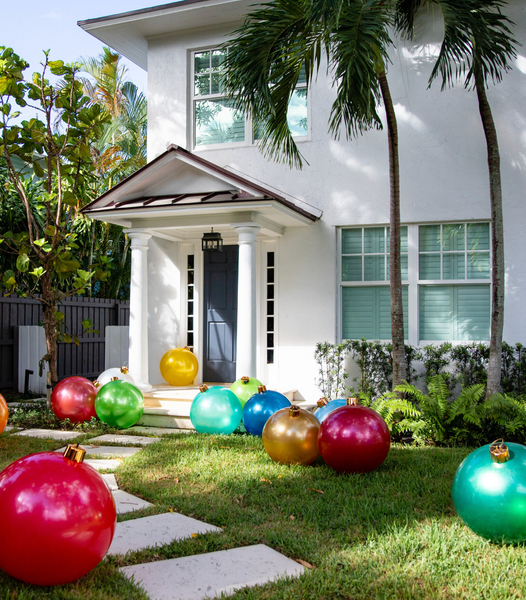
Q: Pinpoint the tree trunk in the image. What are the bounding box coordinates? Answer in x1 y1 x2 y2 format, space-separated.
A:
378 71 407 389
475 67 504 399
40 270 59 386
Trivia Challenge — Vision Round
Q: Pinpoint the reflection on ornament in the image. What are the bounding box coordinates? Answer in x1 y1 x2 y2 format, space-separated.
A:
51 376 98 423
190 385 242 434
243 386 291 437
0 445 116 585
0 393 8 434
230 376 263 407
95 379 144 429
160 347 199 386
97 366 135 387
453 441 526 542
314 397 347 423
318 398 390 473
262 405 320 465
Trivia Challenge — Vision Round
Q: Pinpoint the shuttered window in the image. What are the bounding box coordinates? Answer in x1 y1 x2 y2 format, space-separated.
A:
340 223 491 343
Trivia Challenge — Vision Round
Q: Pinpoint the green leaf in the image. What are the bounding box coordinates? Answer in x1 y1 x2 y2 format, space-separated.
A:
29 267 44 279
73 336 80 346
54 311 65 322
63 334 72 343
33 161 44 178
82 319 92 329
16 253 29 272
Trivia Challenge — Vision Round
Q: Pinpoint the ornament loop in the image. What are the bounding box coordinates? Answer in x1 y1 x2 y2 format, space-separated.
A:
490 440 510 463
257 385 267 393
63 444 86 463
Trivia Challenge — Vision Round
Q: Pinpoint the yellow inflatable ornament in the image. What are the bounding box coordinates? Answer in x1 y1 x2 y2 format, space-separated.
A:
160 347 199 386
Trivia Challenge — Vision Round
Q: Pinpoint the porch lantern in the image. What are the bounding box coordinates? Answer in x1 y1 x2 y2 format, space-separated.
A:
201 228 223 252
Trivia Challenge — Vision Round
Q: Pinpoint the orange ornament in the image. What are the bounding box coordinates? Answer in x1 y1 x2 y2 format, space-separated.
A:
0 393 8 434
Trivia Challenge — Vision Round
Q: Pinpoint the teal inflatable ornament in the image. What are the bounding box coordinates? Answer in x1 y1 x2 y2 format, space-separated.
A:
453 441 526 543
230 376 263 407
95 379 144 429
190 385 242 434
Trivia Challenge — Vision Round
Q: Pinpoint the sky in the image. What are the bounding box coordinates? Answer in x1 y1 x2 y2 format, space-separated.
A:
0 0 152 93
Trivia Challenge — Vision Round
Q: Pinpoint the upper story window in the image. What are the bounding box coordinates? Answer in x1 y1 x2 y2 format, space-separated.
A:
192 47 308 149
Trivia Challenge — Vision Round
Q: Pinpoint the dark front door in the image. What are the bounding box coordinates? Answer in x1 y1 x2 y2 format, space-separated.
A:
203 245 238 383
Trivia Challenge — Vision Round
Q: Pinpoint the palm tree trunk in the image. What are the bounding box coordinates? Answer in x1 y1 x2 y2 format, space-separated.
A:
475 66 504 399
378 70 407 389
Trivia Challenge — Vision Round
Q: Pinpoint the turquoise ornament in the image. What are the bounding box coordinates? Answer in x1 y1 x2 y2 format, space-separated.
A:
95 379 144 429
230 376 263 407
452 441 526 543
314 397 347 423
190 385 242 434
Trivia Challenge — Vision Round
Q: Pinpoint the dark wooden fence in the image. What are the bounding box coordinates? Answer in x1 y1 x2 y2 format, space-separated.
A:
0 293 129 391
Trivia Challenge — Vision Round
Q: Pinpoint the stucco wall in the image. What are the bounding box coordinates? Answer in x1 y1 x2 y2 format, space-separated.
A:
145 1 526 398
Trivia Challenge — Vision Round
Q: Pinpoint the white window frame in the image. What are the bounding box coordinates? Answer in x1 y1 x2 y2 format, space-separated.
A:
190 46 310 151
338 221 492 347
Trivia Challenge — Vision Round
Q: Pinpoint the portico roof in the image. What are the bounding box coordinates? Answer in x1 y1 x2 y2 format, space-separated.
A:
81 145 321 241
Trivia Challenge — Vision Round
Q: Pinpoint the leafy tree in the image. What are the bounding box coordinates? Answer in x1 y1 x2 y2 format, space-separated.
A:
223 0 408 387
0 47 111 385
396 0 519 397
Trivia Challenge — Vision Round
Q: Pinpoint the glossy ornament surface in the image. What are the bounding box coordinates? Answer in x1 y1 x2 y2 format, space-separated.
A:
160 347 199 386
97 366 135 387
314 397 347 423
318 404 390 473
0 450 116 586
190 385 242 434
230 376 263 407
262 405 320 465
51 376 98 423
243 387 291 437
95 380 144 429
453 441 526 542
0 392 8 433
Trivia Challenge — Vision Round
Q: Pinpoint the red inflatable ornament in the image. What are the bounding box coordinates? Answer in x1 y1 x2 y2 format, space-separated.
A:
0 445 116 586
318 398 390 473
51 376 98 423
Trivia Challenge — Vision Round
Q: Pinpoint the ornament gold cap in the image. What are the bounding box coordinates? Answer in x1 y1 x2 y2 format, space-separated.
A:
346 397 359 406
490 440 510 463
111 376 119 381
93 380 100 388
258 385 267 393
241 376 250 384
317 397 329 407
289 405 301 417
199 384 209 393
184 346 191 351
63 444 86 463
120 366 129 374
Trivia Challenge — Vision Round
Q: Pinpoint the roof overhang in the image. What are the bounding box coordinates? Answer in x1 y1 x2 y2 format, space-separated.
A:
78 0 257 70
81 145 321 241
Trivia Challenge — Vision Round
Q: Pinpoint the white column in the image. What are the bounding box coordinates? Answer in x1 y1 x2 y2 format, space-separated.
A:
234 224 261 379
126 230 152 390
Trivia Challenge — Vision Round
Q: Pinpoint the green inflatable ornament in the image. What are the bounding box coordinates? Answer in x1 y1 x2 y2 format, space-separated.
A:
230 376 263 408
453 440 526 543
95 379 144 429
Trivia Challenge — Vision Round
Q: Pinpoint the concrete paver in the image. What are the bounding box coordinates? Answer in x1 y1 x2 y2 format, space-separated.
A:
3 426 19 433
55 445 142 459
127 426 194 436
89 434 161 446
84 458 122 472
113 490 154 514
120 544 304 600
108 512 222 556
101 473 119 490
13 428 84 440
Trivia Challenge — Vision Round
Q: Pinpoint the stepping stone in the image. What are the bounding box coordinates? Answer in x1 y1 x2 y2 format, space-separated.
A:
55 445 142 459
120 544 304 600
127 426 193 436
84 458 122 472
101 473 119 491
113 490 153 514
3 426 19 433
13 428 84 440
89 434 161 446
108 512 222 556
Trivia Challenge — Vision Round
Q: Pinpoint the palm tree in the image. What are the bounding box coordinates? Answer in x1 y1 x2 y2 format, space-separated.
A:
395 0 518 397
223 0 408 387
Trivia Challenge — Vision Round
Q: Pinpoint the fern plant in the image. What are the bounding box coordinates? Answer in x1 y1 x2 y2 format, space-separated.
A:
358 391 424 441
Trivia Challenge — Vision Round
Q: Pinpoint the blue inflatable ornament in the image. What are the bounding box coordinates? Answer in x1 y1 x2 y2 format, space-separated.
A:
453 440 526 543
314 397 347 423
190 385 242 434
243 386 291 437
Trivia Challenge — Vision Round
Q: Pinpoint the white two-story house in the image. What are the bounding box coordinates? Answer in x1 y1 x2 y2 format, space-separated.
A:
79 0 526 400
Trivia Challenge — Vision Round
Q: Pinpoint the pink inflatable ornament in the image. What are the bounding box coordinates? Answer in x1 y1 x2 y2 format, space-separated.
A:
51 376 98 423
97 365 135 387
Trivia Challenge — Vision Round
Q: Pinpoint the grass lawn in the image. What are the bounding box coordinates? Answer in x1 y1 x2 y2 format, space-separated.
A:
1 430 526 599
